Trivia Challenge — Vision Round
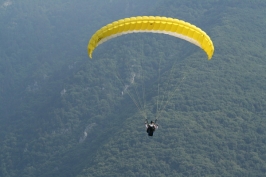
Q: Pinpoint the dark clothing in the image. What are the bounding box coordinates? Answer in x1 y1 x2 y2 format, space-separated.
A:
147 126 155 136
145 123 158 136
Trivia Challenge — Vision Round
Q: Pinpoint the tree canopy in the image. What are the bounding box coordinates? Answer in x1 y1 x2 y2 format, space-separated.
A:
1 0 266 177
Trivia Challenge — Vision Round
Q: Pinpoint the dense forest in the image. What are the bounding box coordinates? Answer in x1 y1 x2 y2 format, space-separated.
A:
1 0 266 176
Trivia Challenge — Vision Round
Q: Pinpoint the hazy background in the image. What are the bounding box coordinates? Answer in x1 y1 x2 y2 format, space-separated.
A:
1 0 266 176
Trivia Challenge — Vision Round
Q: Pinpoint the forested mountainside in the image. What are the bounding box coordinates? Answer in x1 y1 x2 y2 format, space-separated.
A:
1 0 266 177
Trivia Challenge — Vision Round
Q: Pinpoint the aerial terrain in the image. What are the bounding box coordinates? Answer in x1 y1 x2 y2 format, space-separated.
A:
0 0 266 176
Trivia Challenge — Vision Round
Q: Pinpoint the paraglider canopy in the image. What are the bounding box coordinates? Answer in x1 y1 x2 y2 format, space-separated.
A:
87 16 214 59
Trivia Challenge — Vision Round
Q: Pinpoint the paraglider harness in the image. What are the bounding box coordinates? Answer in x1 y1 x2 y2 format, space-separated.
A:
145 119 158 136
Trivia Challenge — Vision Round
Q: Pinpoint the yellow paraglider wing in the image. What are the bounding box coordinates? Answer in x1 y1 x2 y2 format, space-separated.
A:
88 16 214 60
